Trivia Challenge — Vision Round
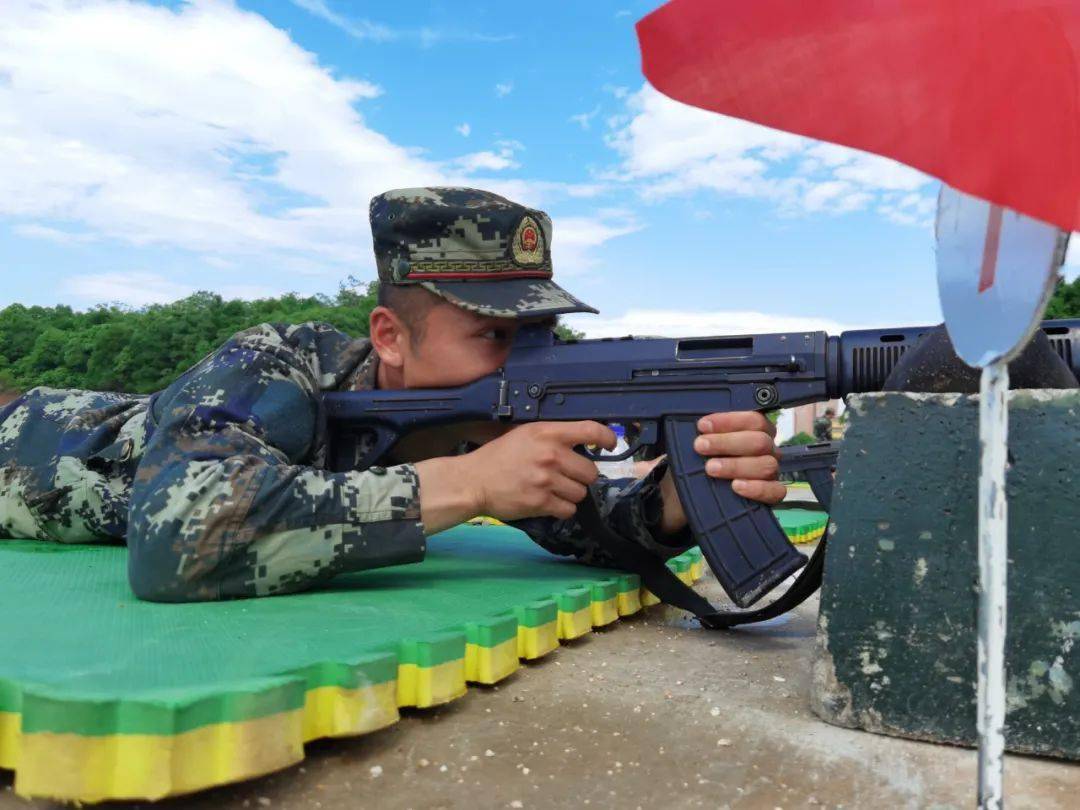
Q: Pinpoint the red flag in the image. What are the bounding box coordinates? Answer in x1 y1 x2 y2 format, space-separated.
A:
637 0 1080 232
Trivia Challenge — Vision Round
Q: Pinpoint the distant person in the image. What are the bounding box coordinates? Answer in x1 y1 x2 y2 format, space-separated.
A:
0 188 784 602
813 407 835 442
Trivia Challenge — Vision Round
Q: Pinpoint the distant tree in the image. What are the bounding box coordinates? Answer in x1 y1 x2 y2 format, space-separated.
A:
1046 274 1080 319
781 431 817 447
555 323 585 341
0 281 383 394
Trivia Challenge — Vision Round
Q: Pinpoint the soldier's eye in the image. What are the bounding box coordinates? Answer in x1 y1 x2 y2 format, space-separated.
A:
481 329 509 342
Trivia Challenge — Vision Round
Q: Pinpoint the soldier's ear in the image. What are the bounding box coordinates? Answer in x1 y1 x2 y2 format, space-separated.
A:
369 305 407 370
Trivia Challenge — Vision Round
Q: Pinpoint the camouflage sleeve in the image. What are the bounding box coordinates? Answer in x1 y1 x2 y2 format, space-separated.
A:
509 460 694 568
127 323 426 603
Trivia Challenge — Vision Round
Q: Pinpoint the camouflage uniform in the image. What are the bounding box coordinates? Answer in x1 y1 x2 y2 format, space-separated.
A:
813 415 833 442
0 188 692 602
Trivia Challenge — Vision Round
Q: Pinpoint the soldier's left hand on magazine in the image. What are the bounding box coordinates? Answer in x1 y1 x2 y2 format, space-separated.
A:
657 411 784 534
693 411 785 504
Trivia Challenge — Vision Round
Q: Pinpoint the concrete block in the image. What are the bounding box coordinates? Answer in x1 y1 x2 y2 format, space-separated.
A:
811 391 1080 759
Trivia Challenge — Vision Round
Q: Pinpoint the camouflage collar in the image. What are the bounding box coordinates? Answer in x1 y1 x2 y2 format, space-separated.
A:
344 343 380 392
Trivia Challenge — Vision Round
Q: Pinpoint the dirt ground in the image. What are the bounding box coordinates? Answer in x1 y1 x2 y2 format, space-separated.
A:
2 555 1076 809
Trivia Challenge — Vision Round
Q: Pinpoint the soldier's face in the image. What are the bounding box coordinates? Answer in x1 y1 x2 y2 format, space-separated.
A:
403 301 551 389
379 302 552 457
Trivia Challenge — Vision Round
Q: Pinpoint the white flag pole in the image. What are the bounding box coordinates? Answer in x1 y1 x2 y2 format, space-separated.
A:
935 185 1065 808
976 361 1009 809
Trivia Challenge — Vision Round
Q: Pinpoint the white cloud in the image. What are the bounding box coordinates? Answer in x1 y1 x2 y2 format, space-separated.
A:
203 255 237 270
550 213 642 277
877 192 938 228
416 27 515 46
465 179 608 208
802 181 871 214
607 84 934 222
288 1 513 46
455 122 471 137
62 271 192 307
453 150 519 173
566 308 861 339
569 107 601 131
287 0 394 41
451 140 522 173
0 0 625 281
495 81 514 98
609 86 800 179
61 270 283 307
0 0 435 267
12 223 97 244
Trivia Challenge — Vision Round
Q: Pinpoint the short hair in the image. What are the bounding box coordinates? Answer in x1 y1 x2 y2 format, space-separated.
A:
376 282 440 348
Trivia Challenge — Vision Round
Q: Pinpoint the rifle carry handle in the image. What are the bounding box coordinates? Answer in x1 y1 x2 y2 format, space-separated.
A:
663 415 807 608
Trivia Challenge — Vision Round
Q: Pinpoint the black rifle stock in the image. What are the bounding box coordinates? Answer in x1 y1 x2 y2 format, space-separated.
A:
323 319 1080 628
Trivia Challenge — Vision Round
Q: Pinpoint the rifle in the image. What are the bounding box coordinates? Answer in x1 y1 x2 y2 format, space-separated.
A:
778 441 841 510
323 319 1080 628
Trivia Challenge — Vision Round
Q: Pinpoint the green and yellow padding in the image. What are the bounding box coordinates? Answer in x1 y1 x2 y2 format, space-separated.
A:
0 523 745 803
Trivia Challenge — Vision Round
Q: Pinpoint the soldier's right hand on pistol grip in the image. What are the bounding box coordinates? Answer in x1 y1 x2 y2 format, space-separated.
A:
465 421 616 521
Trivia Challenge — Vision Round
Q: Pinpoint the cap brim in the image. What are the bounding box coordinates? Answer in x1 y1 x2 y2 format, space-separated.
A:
419 278 598 319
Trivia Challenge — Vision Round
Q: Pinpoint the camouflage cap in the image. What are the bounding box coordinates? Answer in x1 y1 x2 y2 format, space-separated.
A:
369 187 598 318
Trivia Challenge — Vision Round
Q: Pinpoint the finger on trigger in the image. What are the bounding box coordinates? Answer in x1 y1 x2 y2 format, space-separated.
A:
554 420 612 450
591 421 618 450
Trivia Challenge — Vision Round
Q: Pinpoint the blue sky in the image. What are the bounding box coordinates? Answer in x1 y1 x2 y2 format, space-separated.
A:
1 0 1024 337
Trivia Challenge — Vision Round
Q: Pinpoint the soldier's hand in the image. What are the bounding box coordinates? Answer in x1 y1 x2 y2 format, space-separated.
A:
463 421 617 521
658 411 785 535
693 411 785 503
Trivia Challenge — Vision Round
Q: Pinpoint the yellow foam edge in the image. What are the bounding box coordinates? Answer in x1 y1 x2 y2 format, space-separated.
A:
465 637 521 685
517 622 559 660
0 711 19 771
397 659 468 709
17 710 305 803
557 606 593 640
590 597 619 628
302 682 400 742
616 589 641 617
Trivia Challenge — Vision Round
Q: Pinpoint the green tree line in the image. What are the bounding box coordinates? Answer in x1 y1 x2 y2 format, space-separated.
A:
3 276 1078 396
0 281 584 395
1045 273 1080 319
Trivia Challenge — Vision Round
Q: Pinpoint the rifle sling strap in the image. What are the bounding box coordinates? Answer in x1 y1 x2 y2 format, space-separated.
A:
574 496 826 630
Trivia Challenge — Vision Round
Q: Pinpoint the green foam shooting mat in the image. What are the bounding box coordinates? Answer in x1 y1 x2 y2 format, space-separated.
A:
0 506 820 803
0 525 706 803
775 508 829 544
